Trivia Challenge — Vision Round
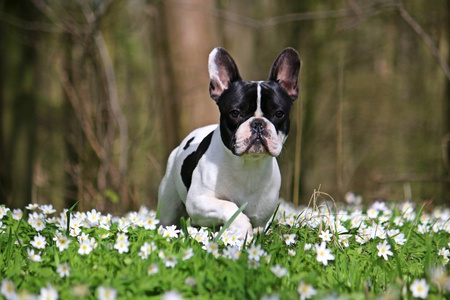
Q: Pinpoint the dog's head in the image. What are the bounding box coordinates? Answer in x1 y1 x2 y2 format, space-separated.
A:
208 47 301 157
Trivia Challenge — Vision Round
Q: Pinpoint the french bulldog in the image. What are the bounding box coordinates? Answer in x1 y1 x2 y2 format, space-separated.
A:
157 47 300 238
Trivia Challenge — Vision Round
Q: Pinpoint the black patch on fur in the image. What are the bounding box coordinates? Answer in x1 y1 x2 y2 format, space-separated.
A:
183 137 195 150
181 131 214 189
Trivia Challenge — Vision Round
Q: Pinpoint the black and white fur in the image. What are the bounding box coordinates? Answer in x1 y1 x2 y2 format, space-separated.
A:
157 47 301 238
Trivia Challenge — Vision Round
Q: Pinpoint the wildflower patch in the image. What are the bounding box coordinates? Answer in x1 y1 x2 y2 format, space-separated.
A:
0 197 450 299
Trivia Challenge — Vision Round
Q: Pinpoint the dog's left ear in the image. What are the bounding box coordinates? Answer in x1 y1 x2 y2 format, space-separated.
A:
268 48 301 101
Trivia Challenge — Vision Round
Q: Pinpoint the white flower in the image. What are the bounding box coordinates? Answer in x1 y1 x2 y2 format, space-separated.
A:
204 241 219 254
11 209 23 220
182 248 194 261
367 208 379 219
86 209 101 226
164 255 177 268
114 240 129 254
116 232 128 243
69 227 81 237
117 217 130 232
78 241 93 255
25 203 39 211
261 294 280 300
319 230 332 242
409 278 429 299
400 201 414 213
355 234 370 245
338 234 351 247
288 249 296 257
77 232 90 243
393 233 406 245
0 206 9 219
223 246 241 261
377 241 393 261
372 201 388 212
350 216 365 229
297 281 317 300
97 286 118 300
438 248 449 258
247 243 265 262
40 204 56 215
1 279 16 300
283 233 296 245
185 277 197 287
417 224 428 234
27 249 43 262
148 263 159 275
443 256 449 265
99 215 112 230
57 263 71 278
127 212 140 224
39 284 58 300
89 237 98 249
315 242 335 266
162 291 183 300
192 230 209 244
139 242 157 259
270 265 287 278
220 229 239 246
162 225 180 239
304 243 312 251
248 259 260 269
29 217 46 231
143 216 159 230
253 226 264 235
393 216 404 227
30 234 47 249
345 192 362 205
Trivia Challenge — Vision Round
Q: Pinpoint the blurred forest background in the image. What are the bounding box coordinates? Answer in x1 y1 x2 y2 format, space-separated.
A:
0 0 449 213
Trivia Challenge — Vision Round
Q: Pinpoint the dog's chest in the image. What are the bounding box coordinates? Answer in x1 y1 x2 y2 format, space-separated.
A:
191 135 281 225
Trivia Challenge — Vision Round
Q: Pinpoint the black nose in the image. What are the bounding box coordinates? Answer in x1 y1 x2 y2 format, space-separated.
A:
251 119 266 134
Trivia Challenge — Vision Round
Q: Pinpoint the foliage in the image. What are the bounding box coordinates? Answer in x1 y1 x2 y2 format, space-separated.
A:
0 195 449 299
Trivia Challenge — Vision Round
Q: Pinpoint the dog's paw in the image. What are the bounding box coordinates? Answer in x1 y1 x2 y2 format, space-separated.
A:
228 213 253 240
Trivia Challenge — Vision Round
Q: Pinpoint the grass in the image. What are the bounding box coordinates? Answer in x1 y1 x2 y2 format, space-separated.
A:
0 193 449 300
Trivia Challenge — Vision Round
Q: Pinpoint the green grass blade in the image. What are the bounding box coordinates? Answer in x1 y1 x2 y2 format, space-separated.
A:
264 203 280 235
214 202 248 243
65 201 79 236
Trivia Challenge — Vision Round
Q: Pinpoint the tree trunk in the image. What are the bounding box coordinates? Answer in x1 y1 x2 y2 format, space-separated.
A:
445 0 450 203
63 33 79 209
0 24 8 204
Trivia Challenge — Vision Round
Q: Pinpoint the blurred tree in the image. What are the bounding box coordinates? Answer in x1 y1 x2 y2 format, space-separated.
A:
0 0 448 211
0 1 41 208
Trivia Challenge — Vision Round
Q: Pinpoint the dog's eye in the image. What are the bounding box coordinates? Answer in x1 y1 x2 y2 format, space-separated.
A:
230 110 240 118
275 111 285 118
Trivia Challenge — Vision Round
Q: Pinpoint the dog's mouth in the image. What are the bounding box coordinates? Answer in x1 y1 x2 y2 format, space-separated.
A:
243 134 270 155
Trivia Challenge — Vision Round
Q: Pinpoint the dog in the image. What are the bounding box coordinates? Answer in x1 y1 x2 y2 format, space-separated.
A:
157 47 300 238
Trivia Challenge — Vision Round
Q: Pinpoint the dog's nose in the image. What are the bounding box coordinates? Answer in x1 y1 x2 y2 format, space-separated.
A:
251 119 266 134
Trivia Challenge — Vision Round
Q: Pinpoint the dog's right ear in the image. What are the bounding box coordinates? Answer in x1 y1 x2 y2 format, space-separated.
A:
208 47 242 102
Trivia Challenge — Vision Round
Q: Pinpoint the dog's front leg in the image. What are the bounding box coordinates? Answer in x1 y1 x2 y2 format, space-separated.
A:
185 194 253 239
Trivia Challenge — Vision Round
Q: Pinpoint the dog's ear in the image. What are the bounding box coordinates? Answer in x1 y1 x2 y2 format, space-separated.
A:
208 47 242 102
268 48 301 101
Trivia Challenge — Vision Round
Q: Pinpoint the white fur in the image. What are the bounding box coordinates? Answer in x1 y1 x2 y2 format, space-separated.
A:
254 82 263 118
158 125 281 238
